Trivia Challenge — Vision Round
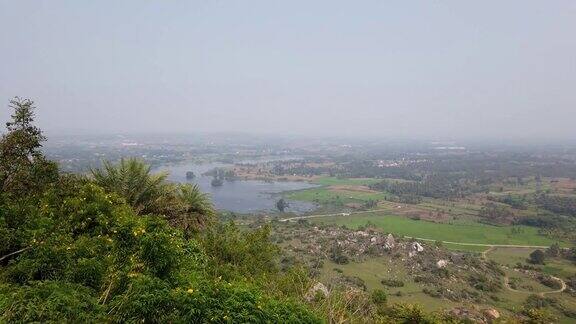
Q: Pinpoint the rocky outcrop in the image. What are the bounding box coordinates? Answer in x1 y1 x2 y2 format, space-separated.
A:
384 234 396 250
408 242 424 257
436 259 449 268
412 242 424 252
483 308 500 321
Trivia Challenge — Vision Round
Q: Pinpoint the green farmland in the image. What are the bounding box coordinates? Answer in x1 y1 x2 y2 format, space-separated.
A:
311 213 563 247
284 187 387 204
310 177 381 186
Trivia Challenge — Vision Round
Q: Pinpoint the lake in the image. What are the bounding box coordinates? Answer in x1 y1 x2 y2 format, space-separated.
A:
155 161 318 214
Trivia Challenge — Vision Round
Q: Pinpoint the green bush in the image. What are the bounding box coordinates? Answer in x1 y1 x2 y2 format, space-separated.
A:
0 181 318 323
371 289 387 305
380 278 405 287
0 281 103 322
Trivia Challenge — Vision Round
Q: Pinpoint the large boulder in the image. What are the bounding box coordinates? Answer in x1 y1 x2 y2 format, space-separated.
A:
483 308 500 321
384 234 396 250
436 259 449 268
412 242 424 252
408 242 424 258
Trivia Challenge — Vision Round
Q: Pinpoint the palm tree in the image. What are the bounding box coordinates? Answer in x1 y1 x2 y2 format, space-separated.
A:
91 159 171 215
175 184 215 231
91 158 214 231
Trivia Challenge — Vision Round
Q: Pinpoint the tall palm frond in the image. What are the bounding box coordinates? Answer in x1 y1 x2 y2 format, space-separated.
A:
91 159 171 215
176 184 215 231
91 158 215 232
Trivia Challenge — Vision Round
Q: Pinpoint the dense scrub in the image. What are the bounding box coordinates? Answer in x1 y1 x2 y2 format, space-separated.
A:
0 98 318 322
536 194 576 217
5 98 567 322
370 175 483 199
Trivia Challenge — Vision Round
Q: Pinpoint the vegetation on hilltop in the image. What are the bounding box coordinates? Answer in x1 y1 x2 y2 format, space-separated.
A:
2 98 574 323
1 98 473 323
0 98 318 323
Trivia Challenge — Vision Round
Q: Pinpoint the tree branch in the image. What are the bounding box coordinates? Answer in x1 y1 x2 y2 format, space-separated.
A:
0 246 31 263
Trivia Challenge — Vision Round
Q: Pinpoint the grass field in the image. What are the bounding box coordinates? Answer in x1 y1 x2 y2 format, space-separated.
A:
311 177 381 186
318 258 461 311
284 187 388 204
441 242 489 252
311 213 563 247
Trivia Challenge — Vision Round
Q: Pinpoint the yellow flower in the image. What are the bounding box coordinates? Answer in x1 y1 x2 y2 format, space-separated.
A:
187 288 194 294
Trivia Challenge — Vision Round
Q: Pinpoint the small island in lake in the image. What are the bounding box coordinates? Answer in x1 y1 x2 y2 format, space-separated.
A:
211 177 224 187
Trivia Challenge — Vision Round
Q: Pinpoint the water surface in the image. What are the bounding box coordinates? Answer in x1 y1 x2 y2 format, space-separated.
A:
156 162 317 214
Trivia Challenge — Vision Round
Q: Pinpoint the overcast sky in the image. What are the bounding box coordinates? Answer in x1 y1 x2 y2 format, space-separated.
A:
1 1 575 140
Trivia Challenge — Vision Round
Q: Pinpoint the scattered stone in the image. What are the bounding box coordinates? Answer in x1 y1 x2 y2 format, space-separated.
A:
384 234 396 250
305 282 329 302
483 308 500 321
436 259 449 268
412 242 424 252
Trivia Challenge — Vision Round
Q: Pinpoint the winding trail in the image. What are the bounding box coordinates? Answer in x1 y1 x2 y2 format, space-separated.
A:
483 247 567 296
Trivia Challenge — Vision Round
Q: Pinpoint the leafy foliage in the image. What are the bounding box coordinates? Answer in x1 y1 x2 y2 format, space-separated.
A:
370 174 482 199
199 222 280 280
529 249 546 265
536 194 576 217
0 98 318 323
0 97 58 196
91 158 215 233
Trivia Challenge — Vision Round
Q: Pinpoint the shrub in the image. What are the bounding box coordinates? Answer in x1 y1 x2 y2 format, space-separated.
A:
528 249 546 265
371 289 387 305
0 281 103 322
468 273 502 292
381 278 405 287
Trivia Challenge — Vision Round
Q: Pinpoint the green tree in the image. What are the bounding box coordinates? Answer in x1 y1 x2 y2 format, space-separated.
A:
0 97 58 196
91 159 214 232
175 183 215 232
276 198 289 212
91 159 173 215
546 243 560 257
529 249 546 265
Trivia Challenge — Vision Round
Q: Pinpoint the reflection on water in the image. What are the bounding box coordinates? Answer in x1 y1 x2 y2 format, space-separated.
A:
155 162 318 214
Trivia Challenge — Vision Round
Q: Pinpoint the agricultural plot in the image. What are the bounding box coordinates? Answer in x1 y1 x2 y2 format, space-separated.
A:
311 213 563 247
284 187 387 205
311 177 381 186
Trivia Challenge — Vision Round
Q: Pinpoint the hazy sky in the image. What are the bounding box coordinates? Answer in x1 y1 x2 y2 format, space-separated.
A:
1 1 575 140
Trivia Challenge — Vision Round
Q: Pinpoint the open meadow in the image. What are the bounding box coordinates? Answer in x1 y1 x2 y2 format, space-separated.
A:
310 213 563 248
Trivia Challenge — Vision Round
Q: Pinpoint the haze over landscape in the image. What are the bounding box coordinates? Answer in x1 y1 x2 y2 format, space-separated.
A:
2 2 576 323
1 1 575 140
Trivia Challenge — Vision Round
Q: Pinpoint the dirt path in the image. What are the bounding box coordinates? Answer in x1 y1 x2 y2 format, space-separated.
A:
279 208 391 222
402 236 550 249
483 247 567 296
481 246 496 259
500 272 566 296
542 277 567 295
